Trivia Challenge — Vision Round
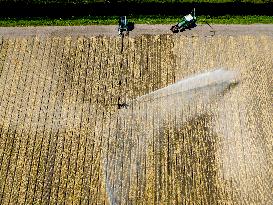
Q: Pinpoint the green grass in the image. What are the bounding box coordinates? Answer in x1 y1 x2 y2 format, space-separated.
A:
0 15 272 27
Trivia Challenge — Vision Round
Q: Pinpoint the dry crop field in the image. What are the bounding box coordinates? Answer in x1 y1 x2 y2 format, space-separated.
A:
0 34 272 204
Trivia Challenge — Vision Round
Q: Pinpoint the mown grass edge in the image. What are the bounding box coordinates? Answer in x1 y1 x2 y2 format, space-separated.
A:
0 15 272 27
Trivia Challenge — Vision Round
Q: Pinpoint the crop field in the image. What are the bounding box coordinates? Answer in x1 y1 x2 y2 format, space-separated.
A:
0 34 272 204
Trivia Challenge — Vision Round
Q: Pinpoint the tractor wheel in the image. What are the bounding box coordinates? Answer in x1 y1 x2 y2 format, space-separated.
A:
171 26 179 33
180 28 186 32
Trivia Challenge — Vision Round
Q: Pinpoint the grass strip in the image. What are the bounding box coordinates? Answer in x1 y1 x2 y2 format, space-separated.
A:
0 15 272 27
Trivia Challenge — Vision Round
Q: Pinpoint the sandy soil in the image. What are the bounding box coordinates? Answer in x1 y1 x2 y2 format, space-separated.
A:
0 24 273 37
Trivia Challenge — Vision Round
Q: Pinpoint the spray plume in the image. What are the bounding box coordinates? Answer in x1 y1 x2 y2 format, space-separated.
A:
104 68 238 205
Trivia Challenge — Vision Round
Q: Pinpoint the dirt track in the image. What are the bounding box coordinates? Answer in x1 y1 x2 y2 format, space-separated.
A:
0 26 272 204
0 24 273 37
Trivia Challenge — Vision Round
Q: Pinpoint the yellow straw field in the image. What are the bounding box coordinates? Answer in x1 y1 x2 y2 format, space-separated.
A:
0 35 272 204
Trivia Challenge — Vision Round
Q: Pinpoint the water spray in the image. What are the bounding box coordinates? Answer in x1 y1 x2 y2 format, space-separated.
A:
104 68 238 205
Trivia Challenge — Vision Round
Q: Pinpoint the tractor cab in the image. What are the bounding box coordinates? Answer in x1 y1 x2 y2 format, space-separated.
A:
184 14 194 22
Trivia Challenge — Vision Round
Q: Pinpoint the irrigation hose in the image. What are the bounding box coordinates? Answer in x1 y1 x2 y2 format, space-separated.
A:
205 21 216 37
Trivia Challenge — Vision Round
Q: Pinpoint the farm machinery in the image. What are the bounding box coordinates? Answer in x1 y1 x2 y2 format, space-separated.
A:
118 16 129 35
171 9 197 33
118 16 134 35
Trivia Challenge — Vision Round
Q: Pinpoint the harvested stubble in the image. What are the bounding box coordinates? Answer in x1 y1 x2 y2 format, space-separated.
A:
104 68 239 204
0 34 272 204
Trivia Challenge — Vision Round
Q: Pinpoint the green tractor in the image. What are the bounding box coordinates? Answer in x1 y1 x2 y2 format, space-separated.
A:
171 9 197 33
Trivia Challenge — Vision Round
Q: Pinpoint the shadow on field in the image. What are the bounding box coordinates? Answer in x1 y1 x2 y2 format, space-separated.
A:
127 22 134 32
